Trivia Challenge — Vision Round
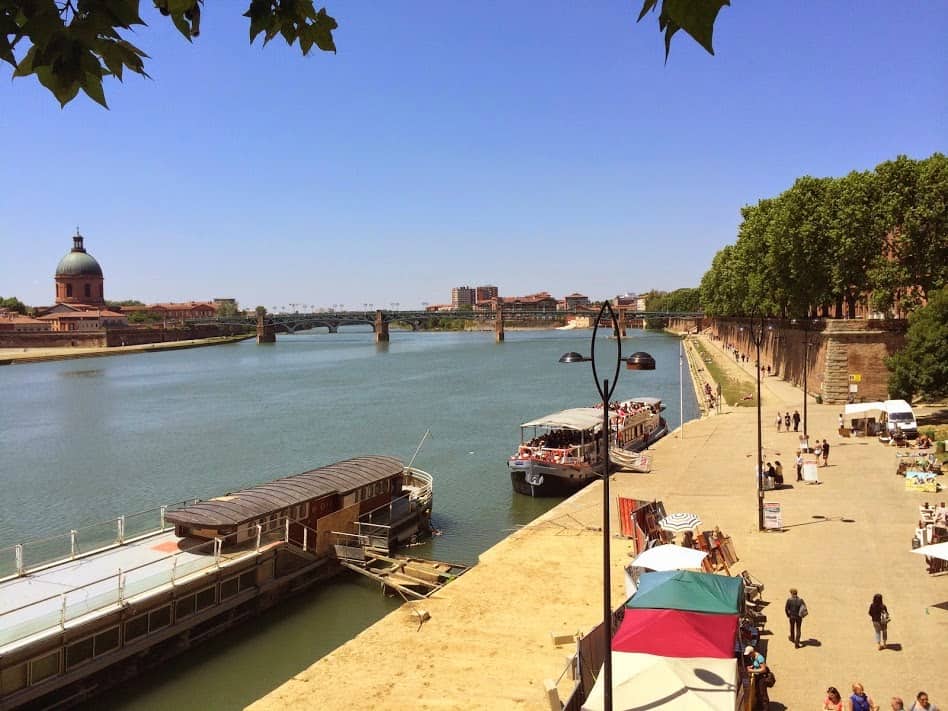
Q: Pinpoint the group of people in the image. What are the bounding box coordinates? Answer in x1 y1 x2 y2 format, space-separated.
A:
823 687 939 711
775 409 801 432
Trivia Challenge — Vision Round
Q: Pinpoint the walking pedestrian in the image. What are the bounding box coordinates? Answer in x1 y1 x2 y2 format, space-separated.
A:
910 691 940 711
822 439 830 466
793 410 801 431
776 411 782 432
850 683 878 711
784 412 791 431
785 587 807 648
824 687 844 710
868 593 889 650
795 453 804 482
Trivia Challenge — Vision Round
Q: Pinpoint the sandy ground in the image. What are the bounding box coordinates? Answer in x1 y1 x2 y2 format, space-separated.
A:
0 334 251 363
249 334 947 711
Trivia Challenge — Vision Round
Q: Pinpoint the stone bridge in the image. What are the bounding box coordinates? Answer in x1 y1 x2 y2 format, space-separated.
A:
188 309 704 345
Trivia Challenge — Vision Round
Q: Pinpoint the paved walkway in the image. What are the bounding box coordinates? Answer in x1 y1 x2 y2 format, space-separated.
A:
250 334 947 710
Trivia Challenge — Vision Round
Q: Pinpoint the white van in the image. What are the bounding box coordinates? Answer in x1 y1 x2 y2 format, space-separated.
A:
884 399 918 439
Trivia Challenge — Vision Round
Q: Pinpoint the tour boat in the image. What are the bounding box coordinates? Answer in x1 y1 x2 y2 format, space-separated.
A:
509 397 668 497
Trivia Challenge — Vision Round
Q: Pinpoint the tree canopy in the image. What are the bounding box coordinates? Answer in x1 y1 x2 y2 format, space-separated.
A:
699 153 948 319
4 0 726 107
643 288 701 312
885 286 948 401
0 296 29 314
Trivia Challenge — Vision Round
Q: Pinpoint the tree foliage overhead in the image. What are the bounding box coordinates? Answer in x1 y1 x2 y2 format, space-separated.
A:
5 0 728 107
3 0 338 107
885 286 948 401
699 153 948 319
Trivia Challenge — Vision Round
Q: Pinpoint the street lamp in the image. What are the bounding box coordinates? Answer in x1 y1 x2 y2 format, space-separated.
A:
559 301 655 711
739 314 770 532
791 318 820 442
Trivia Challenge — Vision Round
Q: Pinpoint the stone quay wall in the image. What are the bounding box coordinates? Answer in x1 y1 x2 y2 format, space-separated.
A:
0 324 251 350
707 317 906 403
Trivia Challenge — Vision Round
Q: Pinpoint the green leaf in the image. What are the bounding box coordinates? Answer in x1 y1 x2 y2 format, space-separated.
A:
662 0 729 56
170 10 192 40
80 70 109 108
637 0 659 22
12 45 37 77
36 65 81 106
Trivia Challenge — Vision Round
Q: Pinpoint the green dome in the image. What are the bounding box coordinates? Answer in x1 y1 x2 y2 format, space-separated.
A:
55 234 103 277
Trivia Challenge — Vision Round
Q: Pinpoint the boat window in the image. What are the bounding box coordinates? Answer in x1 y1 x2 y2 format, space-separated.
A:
220 576 239 600
66 636 95 670
196 586 216 611
124 614 148 642
29 651 60 685
175 595 196 620
94 627 120 656
238 570 256 591
149 605 171 632
1 662 27 693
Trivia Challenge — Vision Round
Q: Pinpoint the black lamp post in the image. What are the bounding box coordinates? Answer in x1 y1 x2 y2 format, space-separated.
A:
739 313 769 532
559 301 655 711
792 318 819 443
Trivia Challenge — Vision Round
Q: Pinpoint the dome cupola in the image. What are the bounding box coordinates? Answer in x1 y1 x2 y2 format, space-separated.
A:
54 229 106 305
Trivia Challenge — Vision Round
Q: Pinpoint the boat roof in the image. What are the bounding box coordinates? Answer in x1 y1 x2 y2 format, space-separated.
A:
520 408 603 431
165 455 405 528
630 397 663 406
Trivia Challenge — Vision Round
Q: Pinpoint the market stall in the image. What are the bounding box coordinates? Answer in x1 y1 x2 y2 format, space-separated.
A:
843 401 885 438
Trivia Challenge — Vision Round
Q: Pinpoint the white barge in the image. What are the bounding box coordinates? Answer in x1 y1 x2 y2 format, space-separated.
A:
0 456 433 709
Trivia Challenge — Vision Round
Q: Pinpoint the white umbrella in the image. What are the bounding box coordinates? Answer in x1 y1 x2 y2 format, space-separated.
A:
658 512 702 532
911 541 948 562
630 544 707 571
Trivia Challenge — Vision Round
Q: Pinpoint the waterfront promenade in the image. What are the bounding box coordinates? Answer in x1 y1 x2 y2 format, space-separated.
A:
250 334 947 710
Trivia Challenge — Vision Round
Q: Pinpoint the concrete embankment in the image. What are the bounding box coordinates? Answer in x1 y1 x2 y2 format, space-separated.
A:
250 335 946 710
0 334 253 365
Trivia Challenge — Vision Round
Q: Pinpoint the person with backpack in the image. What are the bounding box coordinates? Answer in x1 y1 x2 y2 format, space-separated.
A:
868 593 890 650
785 588 807 648
850 682 879 711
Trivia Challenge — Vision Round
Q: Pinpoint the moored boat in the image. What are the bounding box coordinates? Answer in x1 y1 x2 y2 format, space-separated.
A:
509 398 667 497
0 456 434 710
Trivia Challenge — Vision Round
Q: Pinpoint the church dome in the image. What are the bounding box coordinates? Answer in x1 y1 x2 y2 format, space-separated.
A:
55 233 103 277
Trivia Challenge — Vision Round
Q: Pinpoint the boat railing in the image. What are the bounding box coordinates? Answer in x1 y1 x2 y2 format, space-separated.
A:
0 499 199 581
0 517 302 650
401 467 433 509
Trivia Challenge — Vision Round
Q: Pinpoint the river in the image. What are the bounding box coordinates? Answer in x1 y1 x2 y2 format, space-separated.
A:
0 327 698 709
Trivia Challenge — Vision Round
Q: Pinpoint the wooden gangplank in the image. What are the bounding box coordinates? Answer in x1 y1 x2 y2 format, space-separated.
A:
336 550 469 600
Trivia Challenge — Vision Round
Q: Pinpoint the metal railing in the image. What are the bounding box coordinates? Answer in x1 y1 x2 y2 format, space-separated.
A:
0 517 299 650
0 500 199 580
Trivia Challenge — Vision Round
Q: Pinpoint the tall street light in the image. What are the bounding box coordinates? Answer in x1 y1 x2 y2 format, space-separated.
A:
559 301 655 711
740 313 769 532
792 318 819 443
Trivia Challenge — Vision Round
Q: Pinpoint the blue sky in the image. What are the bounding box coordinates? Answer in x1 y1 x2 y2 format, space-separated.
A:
1 1 945 309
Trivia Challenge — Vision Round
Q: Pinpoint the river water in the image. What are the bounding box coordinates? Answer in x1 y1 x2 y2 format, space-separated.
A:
0 328 698 709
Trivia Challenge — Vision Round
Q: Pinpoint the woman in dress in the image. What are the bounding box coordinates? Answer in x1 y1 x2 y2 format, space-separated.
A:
824 687 844 710
776 411 782 432
868 593 889 650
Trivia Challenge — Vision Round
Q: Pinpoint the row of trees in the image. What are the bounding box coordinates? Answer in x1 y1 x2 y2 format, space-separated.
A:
643 288 701 313
0 296 28 314
699 153 948 319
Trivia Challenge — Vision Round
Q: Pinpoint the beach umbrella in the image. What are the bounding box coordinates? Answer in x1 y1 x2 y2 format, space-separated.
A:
630 544 707 571
658 512 702 532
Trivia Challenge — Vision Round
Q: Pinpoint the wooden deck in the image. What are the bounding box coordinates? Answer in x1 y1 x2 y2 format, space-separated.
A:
336 547 469 600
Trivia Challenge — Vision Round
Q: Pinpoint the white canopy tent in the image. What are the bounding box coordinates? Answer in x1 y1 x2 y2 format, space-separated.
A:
843 402 885 417
843 402 886 436
582 652 738 711
912 541 948 562
520 408 603 431
630 544 708 572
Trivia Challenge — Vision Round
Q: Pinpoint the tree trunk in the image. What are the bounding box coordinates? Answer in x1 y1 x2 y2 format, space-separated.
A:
834 296 843 319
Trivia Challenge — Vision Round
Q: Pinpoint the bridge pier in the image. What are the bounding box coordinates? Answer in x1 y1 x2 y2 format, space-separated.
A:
375 310 389 343
617 308 627 339
256 313 275 344
494 305 505 343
